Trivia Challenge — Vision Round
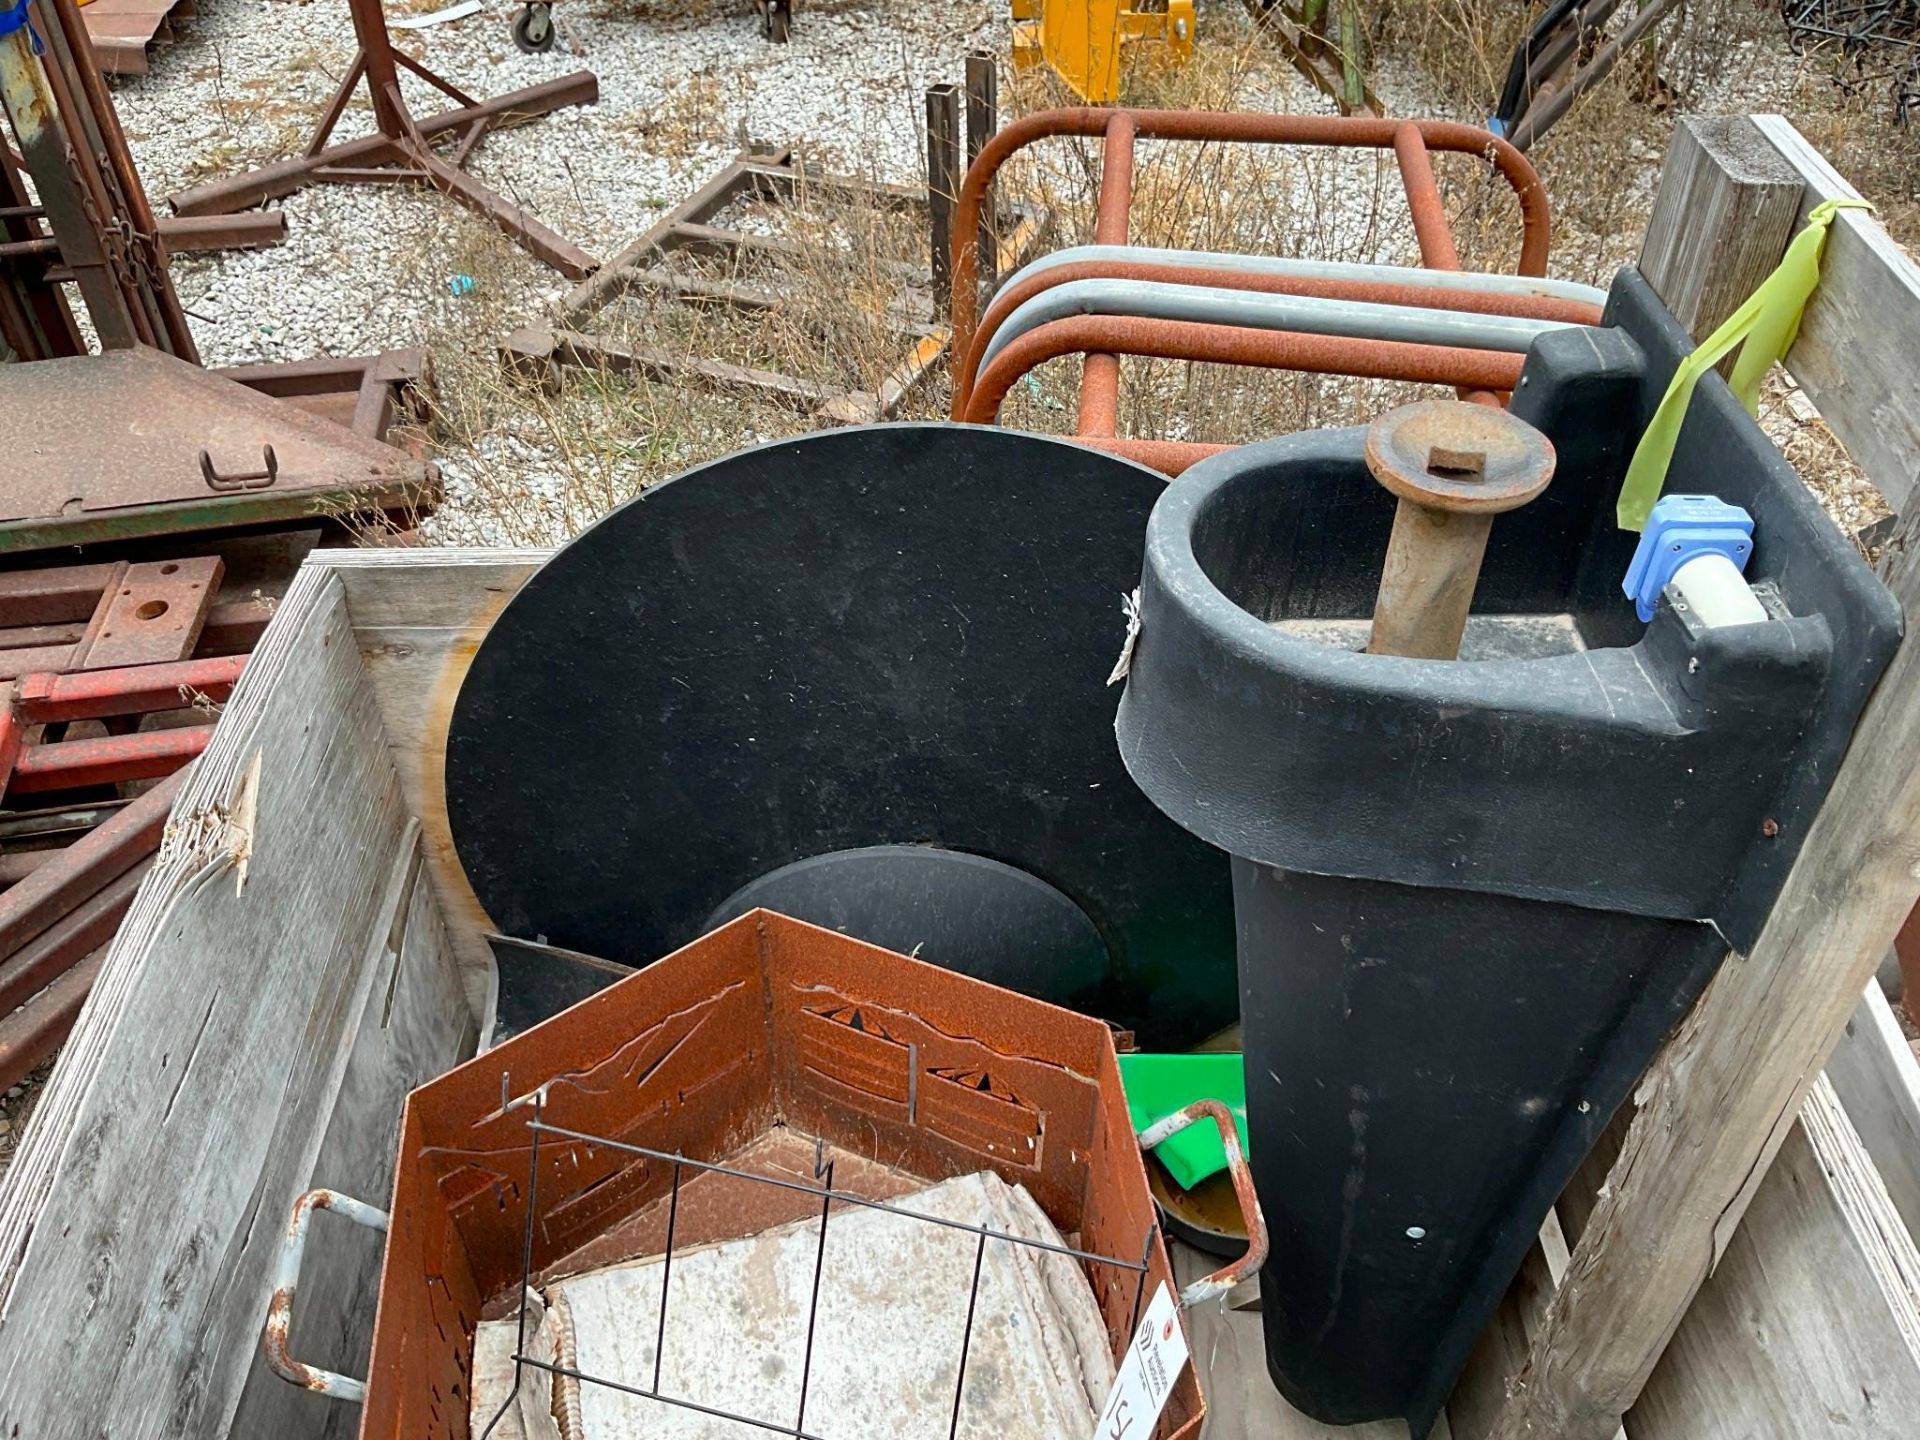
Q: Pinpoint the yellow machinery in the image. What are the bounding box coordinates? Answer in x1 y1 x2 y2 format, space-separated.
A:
1011 0 1195 103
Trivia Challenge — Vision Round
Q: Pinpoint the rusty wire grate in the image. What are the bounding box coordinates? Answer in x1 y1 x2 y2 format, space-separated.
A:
479 1080 1158 1440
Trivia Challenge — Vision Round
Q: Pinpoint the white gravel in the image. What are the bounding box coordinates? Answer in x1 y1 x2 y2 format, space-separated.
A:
113 0 1012 367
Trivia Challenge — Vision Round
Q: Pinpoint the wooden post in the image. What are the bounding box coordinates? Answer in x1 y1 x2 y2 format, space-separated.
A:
965 52 998 304
1487 120 1920 1440
926 83 960 315
1638 116 1803 342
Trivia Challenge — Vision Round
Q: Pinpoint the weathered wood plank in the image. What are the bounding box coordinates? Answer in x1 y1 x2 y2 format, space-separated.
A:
0 565 473 1439
1626 1077 1920 1440
1753 114 1920 512
1826 979 1920 1243
309 549 545 1017
1637 116 1804 343
1488 494 1920 1440
1449 1214 1626 1440
230 826 475 1436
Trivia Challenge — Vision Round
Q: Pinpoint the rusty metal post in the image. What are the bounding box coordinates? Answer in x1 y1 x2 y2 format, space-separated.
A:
0 18 140 349
1363 400 1555 660
1079 112 1138 439
927 83 961 314
965 53 998 306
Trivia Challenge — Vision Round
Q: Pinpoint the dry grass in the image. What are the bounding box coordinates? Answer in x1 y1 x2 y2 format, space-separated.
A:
412 0 1914 547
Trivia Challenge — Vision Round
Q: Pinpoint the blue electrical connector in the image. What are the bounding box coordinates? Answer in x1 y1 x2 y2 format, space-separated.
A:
1622 494 1755 623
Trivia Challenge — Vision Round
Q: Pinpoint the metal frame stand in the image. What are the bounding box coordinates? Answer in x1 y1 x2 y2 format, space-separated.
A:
167 0 600 279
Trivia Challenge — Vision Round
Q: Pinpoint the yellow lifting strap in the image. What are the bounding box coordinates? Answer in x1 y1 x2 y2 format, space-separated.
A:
1616 196 1874 532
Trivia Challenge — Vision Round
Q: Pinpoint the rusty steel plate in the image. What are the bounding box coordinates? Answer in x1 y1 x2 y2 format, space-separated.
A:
1364 399 1556 514
0 346 436 552
82 556 224 669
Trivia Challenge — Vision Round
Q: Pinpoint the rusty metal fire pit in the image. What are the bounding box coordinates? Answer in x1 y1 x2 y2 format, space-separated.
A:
269 911 1250 1439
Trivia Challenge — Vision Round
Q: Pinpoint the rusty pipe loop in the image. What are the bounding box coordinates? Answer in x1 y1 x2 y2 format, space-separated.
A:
962 314 1526 427
1138 1099 1269 1307
997 245 1607 307
264 1187 391 1406
975 278 1577 384
949 108 1553 355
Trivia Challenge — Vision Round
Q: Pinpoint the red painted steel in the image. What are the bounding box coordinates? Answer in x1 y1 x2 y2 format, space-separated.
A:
10 726 211 794
17 653 246 723
946 107 1557 471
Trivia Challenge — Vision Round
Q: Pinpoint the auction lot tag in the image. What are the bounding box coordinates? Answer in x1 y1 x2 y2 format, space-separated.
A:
1091 1281 1191 1440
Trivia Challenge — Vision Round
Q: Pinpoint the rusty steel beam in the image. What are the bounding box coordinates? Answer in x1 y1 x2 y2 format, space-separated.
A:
0 765 182 957
0 856 149 1017
164 0 597 279
10 725 211 795
0 942 105 1088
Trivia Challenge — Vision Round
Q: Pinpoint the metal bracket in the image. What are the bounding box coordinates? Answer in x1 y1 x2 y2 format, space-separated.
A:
199 444 278 492
1138 1098 1270 1307
263 1188 391 1405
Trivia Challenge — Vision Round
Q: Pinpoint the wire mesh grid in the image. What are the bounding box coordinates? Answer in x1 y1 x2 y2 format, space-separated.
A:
478 1077 1158 1440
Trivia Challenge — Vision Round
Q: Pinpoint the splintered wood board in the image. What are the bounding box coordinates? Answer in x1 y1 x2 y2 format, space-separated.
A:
0 565 476 1439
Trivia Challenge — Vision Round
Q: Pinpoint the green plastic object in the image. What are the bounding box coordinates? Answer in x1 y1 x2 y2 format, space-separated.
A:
1118 1052 1250 1191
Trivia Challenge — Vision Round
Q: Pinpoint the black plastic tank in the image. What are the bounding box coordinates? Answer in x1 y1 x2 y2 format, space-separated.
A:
1114 269 1901 1436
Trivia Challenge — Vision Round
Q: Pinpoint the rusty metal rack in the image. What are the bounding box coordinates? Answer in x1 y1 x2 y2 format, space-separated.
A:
504 66 1042 423
947 107 1601 476
167 0 599 279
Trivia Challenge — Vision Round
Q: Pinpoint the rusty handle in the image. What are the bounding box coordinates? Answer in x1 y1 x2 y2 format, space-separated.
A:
264 1187 391 1405
1138 1098 1269 1307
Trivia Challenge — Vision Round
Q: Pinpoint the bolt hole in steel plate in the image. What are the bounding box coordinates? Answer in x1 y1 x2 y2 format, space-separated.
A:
135 600 169 620
443 424 1238 1047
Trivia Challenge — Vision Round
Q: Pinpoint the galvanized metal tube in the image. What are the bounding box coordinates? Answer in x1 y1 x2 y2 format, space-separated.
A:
997 245 1607 305
956 257 1605 410
264 1188 391 1405
975 277 1573 382
952 255 1604 414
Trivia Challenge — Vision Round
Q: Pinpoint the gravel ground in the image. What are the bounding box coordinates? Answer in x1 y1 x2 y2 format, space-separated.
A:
114 0 1012 367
